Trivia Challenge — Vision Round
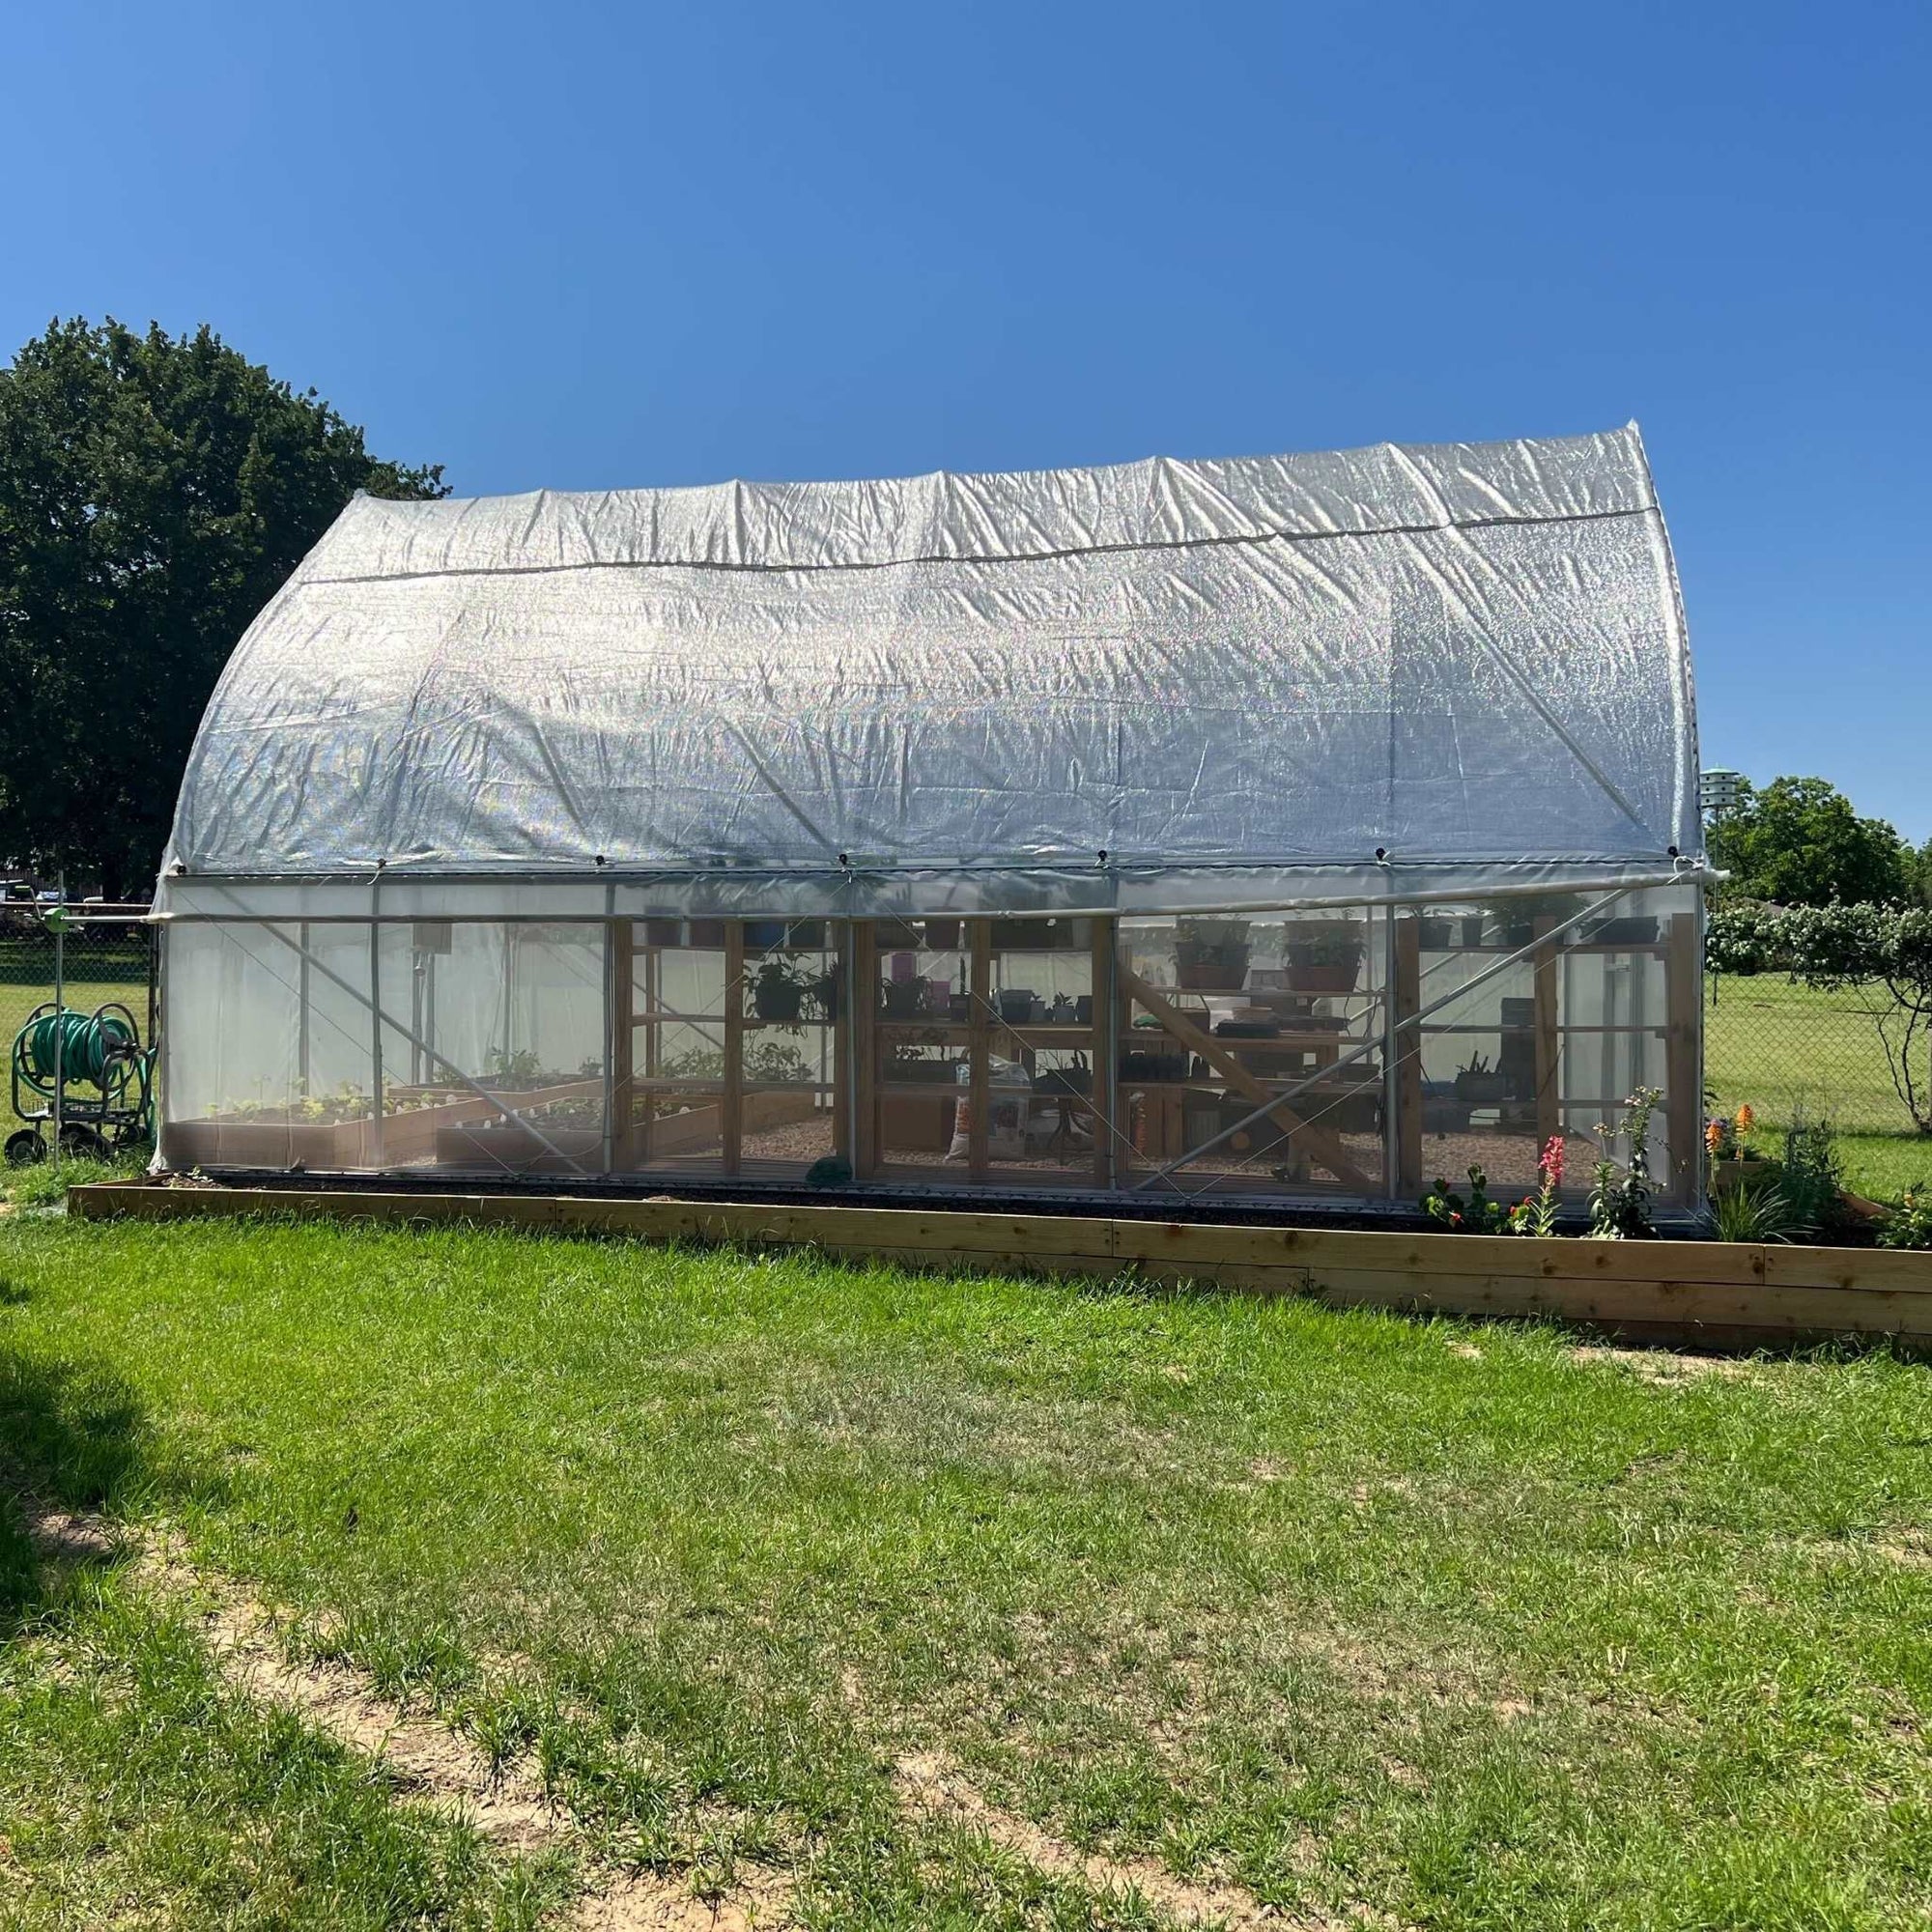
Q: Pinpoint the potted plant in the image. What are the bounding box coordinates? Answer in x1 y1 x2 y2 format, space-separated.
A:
1283 921 1363 994
880 977 926 1019
1175 917 1251 991
1705 1104 1767 1193
997 987 1039 1024
807 961 842 1022
751 955 808 1023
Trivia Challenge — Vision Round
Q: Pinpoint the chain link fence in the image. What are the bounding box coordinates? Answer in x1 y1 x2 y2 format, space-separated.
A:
1705 968 1922 1133
0 904 158 1159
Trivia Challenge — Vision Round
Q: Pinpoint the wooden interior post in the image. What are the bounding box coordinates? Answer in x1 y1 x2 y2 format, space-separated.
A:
1118 964 1376 1192
831 920 850 1167
639 938 658 1168
1665 910 1699 1203
723 921 745 1176
1090 915 1116 1189
851 920 877 1179
1392 915 1424 1199
968 918 992 1182
611 918 636 1170
1533 918 1561 1156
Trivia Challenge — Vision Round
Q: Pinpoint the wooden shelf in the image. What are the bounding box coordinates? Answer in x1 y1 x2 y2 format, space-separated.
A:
879 1020 1095 1047
1426 942 1670 958
1118 1077 1379 1096
630 1010 835 1030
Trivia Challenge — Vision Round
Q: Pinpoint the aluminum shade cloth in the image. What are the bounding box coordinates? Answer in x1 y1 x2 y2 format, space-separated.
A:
157 423 1700 916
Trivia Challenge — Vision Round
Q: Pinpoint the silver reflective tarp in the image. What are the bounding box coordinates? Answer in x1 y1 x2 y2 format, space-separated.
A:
158 423 1700 915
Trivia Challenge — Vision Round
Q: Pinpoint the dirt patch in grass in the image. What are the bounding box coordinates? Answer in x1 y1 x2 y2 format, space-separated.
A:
895 1747 1325 1929
15 1488 796 1928
1569 1344 1762 1383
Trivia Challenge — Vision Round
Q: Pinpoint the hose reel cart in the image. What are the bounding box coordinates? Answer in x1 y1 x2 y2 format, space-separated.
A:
6 1002 156 1163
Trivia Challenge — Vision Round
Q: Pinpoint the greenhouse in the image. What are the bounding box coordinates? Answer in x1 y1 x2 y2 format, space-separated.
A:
154 424 1709 1211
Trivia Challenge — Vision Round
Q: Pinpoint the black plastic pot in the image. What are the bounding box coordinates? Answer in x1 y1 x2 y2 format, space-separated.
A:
753 980 805 1023
999 918 1062 950
881 980 926 1018
1581 916 1660 946
1120 1050 1188 1083
1032 1065 1094 1096
893 1058 963 1084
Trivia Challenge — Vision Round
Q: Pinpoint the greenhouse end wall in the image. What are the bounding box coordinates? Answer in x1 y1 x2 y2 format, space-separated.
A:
157 884 1705 1214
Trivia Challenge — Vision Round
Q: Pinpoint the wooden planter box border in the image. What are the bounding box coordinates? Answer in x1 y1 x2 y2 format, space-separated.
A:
65 1180 1932 1351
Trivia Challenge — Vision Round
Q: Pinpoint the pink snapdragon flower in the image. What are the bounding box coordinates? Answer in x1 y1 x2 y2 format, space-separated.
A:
1539 1134 1565 1188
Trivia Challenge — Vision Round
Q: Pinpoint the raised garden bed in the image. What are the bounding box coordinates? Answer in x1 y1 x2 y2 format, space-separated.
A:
165 1080 605 1171
69 1182 1932 1350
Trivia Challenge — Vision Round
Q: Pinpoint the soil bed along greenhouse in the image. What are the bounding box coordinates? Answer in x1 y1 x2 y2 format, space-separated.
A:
147 425 1718 1222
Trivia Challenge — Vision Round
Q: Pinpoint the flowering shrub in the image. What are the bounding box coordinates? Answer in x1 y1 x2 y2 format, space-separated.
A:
1589 1088 1662 1239
1878 1185 1932 1251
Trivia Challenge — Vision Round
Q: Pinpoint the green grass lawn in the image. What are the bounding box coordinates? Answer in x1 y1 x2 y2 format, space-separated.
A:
1707 974 1931 1198
2 1212 1929 1928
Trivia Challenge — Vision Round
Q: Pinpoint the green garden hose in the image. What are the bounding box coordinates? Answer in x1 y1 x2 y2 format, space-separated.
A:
18 1009 139 1095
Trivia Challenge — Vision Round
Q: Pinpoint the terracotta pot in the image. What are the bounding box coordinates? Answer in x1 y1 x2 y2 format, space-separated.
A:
1176 949 1250 991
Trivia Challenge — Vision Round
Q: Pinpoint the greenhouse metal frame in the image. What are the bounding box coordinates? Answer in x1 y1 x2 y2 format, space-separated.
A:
154 425 1710 1212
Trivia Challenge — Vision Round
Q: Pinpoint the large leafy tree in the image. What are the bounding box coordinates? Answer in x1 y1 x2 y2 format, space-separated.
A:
1708 776 1914 909
0 318 444 895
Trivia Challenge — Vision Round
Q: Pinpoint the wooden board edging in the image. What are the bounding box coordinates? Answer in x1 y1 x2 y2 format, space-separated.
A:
63 1179 1932 1348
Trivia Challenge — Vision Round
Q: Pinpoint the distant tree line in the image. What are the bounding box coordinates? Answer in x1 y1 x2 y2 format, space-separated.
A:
0 318 444 896
1705 777 1932 1135
1708 775 1931 911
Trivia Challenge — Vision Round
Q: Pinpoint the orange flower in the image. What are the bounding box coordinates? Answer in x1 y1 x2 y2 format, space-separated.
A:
1735 1103 1755 1132
1705 1120 1725 1153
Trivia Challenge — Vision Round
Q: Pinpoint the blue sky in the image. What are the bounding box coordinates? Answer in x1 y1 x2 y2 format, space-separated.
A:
7 1 1927 838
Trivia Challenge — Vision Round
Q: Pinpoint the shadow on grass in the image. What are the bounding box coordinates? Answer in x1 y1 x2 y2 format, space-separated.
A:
0 1344 150 1630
